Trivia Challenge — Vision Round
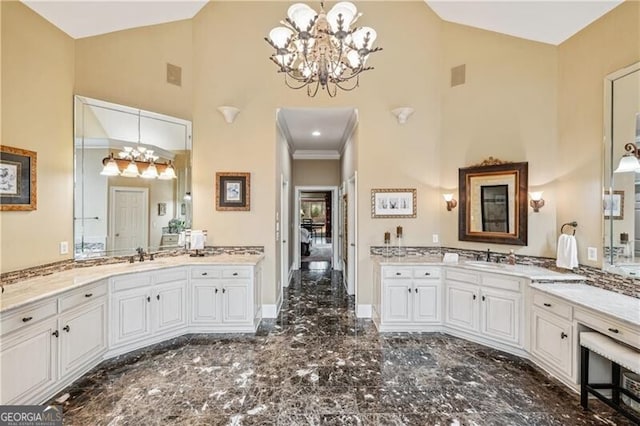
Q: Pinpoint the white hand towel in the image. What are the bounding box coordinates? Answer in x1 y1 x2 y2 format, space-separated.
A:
556 234 579 269
190 230 206 250
178 231 186 247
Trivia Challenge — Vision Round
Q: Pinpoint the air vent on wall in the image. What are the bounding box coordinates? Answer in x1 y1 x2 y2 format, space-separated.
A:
451 64 466 87
167 63 182 86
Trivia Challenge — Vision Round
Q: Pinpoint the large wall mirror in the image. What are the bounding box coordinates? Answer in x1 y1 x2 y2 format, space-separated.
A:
74 96 192 259
459 160 528 246
603 62 640 276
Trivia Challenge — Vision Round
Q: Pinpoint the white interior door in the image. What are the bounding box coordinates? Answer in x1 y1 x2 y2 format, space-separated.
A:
347 173 357 296
110 187 149 253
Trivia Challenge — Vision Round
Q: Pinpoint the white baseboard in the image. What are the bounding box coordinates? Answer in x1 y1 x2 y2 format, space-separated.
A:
356 304 372 318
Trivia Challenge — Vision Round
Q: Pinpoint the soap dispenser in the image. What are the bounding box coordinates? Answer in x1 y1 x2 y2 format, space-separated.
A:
507 249 516 265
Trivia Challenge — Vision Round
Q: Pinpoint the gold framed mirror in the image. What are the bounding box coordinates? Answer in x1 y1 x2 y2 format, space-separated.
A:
459 159 528 245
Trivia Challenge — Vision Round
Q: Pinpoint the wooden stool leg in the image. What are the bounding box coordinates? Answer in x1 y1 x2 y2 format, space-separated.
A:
581 345 590 410
612 362 621 405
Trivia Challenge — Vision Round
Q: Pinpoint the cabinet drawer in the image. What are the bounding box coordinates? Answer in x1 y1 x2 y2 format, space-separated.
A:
1 299 57 336
383 267 412 279
155 268 187 284
481 274 521 292
222 268 251 279
191 267 222 279
59 281 107 312
532 292 572 320
111 273 152 292
412 267 440 279
444 269 480 284
574 308 640 349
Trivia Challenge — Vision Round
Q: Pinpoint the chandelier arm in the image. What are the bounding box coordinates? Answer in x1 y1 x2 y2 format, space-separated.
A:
333 76 360 92
284 73 315 90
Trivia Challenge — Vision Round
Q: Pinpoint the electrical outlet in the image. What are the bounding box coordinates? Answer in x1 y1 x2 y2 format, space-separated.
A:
59 241 69 255
432 234 439 243
587 247 597 261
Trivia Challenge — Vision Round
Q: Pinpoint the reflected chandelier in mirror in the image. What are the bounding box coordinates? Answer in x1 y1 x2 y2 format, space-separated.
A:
459 158 528 246
74 96 192 259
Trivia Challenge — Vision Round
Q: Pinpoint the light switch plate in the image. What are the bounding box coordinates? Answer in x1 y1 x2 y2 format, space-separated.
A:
432 234 439 243
59 241 69 255
587 247 597 261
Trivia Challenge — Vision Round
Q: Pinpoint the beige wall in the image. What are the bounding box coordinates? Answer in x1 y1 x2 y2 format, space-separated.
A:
1 2 75 272
292 160 341 187
557 0 640 268
440 22 559 257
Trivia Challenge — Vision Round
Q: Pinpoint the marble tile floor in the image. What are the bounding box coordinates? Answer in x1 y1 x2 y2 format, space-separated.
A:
50 268 635 425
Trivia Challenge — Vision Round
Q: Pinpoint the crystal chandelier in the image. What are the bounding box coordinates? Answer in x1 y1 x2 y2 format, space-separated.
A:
265 2 382 97
100 111 176 180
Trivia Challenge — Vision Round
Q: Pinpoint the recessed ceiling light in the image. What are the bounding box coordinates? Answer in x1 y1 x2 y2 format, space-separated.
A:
312 130 321 137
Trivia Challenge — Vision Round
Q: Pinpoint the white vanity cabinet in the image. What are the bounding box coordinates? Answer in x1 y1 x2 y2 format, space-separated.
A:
109 268 188 354
190 265 259 332
374 265 442 331
445 268 524 353
530 291 575 383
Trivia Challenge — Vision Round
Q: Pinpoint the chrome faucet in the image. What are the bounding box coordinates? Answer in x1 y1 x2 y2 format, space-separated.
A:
486 249 491 262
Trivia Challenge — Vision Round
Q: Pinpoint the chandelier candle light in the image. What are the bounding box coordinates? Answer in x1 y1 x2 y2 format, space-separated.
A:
265 2 382 97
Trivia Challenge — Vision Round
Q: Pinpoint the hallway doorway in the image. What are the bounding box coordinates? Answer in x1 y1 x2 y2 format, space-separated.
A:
295 186 339 270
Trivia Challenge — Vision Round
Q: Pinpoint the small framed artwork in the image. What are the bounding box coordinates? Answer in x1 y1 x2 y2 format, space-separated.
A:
371 188 417 218
1 145 37 211
604 190 624 220
157 202 167 216
216 172 250 211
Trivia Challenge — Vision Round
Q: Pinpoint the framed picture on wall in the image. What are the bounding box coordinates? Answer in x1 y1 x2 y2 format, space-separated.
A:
371 188 417 218
604 190 624 220
0 145 37 211
216 172 250 211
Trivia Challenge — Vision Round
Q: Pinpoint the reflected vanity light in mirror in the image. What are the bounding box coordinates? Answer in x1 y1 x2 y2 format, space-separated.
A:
443 193 457 211
613 143 640 173
529 191 544 212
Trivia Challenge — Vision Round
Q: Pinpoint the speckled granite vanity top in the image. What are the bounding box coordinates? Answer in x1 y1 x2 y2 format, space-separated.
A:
530 282 640 327
0 254 264 313
372 255 585 281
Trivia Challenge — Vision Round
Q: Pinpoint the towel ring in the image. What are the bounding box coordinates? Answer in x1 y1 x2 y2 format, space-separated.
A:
560 221 578 235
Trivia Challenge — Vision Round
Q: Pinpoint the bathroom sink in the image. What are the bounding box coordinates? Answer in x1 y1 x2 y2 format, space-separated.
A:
464 261 508 269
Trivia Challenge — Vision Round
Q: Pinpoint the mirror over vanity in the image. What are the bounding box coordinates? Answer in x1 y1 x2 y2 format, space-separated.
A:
74 96 192 259
604 62 640 277
458 159 528 246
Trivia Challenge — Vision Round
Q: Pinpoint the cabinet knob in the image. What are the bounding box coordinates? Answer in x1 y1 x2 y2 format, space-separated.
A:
202 272 208 276
22 316 33 323
63 325 70 333
407 288 411 293
482 295 486 301
85 293 93 298
560 332 568 339
215 288 219 294
424 272 430 276
156 294 160 301
396 272 401 276
233 272 238 276
543 303 551 307
147 296 151 302
52 330 59 338
472 294 477 300
414 288 418 293
608 328 619 334
222 288 226 293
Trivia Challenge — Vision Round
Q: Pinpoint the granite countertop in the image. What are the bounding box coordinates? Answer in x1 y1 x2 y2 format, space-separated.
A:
530 282 640 327
372 255 585 281
0 254 264 313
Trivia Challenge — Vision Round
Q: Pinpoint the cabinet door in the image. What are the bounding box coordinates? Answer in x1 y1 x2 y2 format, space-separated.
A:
480 288 520 345
191 281 220 324
531 308 573 377
60 300 107 377
0 319 58 404
222 281 250 324
382 280 412 323
154 281 187 333
112 287 152 346
445 282 478 332
413 280 440 323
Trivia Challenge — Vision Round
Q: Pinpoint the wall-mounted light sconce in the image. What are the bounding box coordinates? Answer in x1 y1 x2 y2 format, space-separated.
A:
529 191 545 212
218 106 240 124
614 142 640 173
391 107 414 124
443 193 457 211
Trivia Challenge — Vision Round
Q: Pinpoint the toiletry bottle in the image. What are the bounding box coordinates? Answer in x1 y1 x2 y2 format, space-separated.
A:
507 249 516 265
